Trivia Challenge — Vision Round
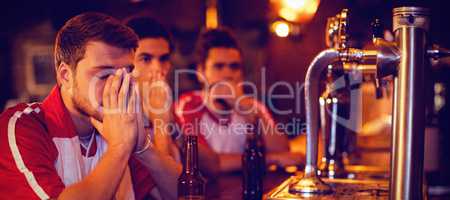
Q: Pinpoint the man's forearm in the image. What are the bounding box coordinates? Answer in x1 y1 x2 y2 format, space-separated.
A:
198 142 220 177
261 118 290 152
57 146 131 200
135 148 181 200
266 152 305 167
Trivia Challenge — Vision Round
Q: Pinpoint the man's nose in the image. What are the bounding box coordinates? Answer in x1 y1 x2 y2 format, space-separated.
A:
150 60 163 74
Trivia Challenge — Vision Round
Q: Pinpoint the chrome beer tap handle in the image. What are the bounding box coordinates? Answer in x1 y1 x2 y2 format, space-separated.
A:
289 8 352 195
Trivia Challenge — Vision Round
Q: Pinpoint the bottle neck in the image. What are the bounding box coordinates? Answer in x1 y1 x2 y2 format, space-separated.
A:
245 133 258 149
184 135 199 174
246 122 264 149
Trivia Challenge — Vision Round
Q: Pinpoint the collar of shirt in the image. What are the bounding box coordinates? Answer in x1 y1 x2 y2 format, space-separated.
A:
41 86 79 139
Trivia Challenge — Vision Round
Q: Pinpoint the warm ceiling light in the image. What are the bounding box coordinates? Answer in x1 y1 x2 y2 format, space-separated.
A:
305 0 320 14
272 21 290 37
272 0 320 23
279 7 298 22
282 0 306 10
206 6 218 29
206 0 219 28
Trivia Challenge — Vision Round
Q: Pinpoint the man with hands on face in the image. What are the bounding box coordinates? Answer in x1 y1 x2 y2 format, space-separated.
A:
125 16 180 162
0 13 180 200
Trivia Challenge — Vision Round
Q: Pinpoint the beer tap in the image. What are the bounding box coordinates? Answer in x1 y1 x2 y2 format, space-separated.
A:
289 8 401 196
268 6 450 200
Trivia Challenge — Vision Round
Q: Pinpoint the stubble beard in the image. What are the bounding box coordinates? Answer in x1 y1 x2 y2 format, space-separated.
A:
72 79 103 122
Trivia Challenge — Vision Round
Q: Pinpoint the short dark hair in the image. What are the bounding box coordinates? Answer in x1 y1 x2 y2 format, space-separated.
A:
54 12 138 70
195 28 242 65
125 16 174 53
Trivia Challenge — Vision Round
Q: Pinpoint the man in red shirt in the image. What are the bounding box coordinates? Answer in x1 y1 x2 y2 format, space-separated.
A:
0 12 180 200
174 28 304 176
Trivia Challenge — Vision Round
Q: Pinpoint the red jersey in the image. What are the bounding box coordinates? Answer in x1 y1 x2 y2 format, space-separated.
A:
0 87 155 200
174 91 275 154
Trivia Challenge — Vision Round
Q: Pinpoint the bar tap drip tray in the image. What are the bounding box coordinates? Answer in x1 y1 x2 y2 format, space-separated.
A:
266 175 389 200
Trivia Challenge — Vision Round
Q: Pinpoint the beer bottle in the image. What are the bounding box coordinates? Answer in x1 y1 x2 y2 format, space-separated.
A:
178 135 205 200
242 132 263 200
254 122 266 176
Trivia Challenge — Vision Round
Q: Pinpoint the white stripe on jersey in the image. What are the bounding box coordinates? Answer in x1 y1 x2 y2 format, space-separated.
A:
7 105 50 200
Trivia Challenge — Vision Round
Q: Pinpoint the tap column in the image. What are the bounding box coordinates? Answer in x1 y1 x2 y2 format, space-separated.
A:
391 7 429 200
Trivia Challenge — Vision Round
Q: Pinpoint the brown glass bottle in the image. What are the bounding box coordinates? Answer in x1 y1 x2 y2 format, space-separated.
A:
242 133 264 200
254 122 266 176
178 135 205 200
